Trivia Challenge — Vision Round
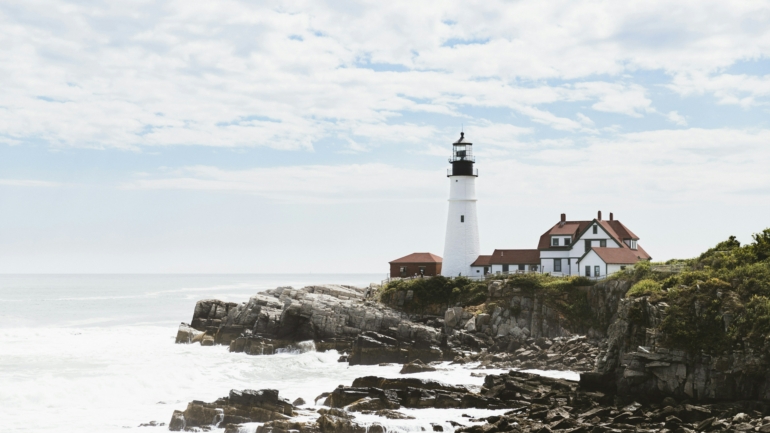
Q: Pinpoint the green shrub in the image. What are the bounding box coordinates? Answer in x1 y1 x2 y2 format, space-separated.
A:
379 275 487 311
659 278 734 354
626 279 663 298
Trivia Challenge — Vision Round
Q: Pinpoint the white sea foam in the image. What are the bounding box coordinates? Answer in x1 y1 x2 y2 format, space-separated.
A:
0 325 509 432
0 275 579 433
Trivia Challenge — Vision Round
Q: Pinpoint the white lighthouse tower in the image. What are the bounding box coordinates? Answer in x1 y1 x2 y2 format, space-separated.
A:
441 132 480 277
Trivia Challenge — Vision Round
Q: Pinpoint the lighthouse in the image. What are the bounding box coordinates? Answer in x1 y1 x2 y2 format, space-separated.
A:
441 132 480 277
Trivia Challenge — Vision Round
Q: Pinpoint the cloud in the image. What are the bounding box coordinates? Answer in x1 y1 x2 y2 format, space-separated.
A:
2 1 769 151
126 127 770 208
0 179 60 187
122 163 444 204
666 111 688 126
669 72 770 107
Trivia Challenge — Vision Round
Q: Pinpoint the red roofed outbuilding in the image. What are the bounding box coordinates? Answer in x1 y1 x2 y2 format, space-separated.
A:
389 253 442 278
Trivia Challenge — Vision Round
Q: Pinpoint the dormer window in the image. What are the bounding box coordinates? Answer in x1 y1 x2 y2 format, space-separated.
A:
630 240 637 250
564 237 571 245
552 237 559 246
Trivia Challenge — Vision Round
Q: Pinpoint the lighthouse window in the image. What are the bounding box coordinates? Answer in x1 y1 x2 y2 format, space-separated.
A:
460 215 464 223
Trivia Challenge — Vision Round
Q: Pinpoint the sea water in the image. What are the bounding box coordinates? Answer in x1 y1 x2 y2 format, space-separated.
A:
0 275 578 433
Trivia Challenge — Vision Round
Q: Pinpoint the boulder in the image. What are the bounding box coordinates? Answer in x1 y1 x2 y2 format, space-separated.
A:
170 389 294 430
175 323 204 344
399 359 437 374
168 410 185 431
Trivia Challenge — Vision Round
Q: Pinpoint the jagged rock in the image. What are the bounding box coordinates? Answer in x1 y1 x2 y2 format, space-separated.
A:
348 332 443 365
168 410 185 431
318 413 384 433
170 389 293 430
183 285 447 365
399 359 437 374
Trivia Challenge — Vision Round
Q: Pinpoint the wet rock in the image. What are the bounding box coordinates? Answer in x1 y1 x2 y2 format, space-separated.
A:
373 409 414 419
170 389 293 430
348 332 443 366
293 397 306 406
168 410 186 431
399 359 437 374
175 323 204 344
318 412 384 433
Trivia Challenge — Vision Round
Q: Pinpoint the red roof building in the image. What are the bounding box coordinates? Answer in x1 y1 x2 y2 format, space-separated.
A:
389 253 442 278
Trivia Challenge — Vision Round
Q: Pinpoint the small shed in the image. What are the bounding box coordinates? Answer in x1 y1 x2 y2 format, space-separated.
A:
389 253 442 278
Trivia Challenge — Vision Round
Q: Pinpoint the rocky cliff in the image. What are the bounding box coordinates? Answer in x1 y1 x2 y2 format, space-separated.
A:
442 279 631 350
588 295 770 402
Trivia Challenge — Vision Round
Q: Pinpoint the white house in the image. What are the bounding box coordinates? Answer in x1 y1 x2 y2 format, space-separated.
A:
472 211 650 279
471 249 540 276
537 211 650 278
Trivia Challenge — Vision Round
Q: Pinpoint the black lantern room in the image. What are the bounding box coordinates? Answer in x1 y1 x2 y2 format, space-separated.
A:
448 132 477 176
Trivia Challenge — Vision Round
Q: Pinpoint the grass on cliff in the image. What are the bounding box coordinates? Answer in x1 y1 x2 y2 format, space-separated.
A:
379 273 595 323
618 228 770 354
379 276 487 312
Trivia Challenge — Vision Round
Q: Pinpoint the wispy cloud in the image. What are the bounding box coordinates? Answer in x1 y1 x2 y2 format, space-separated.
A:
0 179 60 187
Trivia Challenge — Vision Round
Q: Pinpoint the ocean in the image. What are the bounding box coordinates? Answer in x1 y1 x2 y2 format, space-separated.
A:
0 274 577 433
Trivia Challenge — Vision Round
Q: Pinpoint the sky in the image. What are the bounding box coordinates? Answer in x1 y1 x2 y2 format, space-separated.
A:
1 0 770 274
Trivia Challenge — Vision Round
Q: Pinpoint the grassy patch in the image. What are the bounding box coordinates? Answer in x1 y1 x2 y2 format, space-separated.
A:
626 279 663 298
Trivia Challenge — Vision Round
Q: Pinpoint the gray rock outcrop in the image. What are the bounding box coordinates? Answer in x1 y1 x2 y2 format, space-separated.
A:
178 285 446 364
168 389 293 431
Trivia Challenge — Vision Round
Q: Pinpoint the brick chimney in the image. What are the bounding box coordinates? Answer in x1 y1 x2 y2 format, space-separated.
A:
598 210 602 220
561 213 566 222
610 212 614 221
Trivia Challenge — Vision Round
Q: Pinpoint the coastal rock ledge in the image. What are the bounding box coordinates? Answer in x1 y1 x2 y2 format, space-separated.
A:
176 285 446 364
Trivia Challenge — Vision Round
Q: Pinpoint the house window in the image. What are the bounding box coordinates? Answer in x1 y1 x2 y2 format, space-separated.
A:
502 264 509 272
620 266 627 270
600 239 606 247
400 266 407 277
530 265 538 271
564 238 571 245
585 240 591 253
585 266 590 277
631 240 637 250
418 266 426 276
460 215 464 223
518 264 525 271
592 225 598 234
552 237 559 246
594 266 600 277
554 259 562 272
